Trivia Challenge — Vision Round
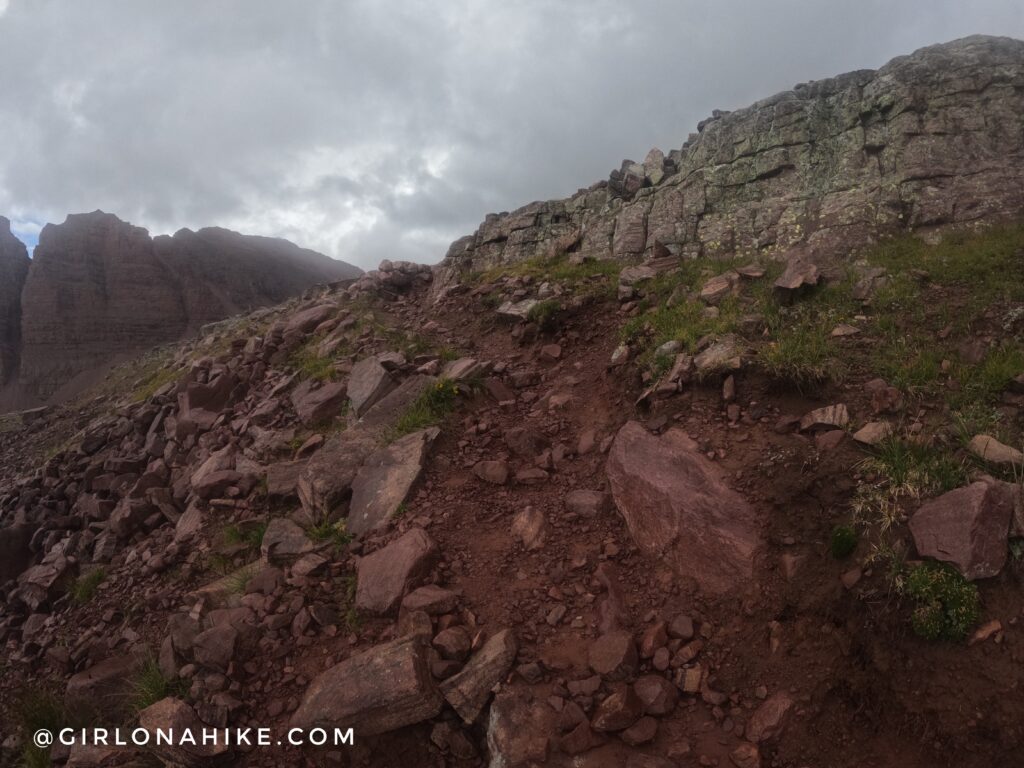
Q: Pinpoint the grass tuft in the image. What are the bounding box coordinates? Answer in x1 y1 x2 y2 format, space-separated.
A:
131 656 188 712
308 519 353 551
69 567 106 605
526 299 561 331
290 343 341 382
14 689 70 768
222 521 268 553
388 379 460 439
860 437 968 497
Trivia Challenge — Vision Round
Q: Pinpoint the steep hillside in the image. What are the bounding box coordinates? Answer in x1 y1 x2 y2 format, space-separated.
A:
3 211 361 408
0 35 1022 768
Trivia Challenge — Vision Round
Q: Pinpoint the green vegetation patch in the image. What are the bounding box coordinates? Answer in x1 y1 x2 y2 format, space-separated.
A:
290 340 344 382
389 378 460 439
131 656 188 712
830 525 859 559
618 224 1024 403
906 562 980 641
69 567 106 605
860 437 969 497
526 299 561 331
222 520 268 554
477 252 621 285
308 519 353 551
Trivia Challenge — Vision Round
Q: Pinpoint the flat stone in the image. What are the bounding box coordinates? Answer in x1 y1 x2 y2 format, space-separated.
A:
853 421 892 446
474 460 510 485
65 654 145 718
497 299 538 322
588 630 638 680
605 421 761 595
564 489 610 517
969 434 1023 468
693 335 743 374
139 698 231 765
347 428 438 536
590 684 643 732
444 357 490 381
260 517 315 565
700 271 739 305
265 460 307 499
290 636 443 736
773 257 819 301
800 403 849 431
291 379 347 425
401 585 459 616
285 303 336 335
355 528 439 615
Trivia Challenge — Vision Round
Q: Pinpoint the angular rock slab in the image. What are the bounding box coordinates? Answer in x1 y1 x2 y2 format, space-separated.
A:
348 355 397 417
291 379 347 425
909 480 1014 579
440 629 518 723
606 421 761 595
355 528 439 615
138 697 231 766
487 687 556 768
290 636 443 736
261 517 315 565
66 653 146 719
347 427 439 537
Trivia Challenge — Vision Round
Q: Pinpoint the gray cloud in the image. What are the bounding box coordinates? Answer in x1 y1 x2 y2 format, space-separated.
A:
0 0 1022 268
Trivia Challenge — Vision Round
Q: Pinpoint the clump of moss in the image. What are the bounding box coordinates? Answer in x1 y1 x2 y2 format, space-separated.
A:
829 525 858 559
906 562 980 641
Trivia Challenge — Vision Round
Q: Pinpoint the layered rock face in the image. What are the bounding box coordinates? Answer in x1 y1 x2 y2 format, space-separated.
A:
0 217 30 386
437 36 1024 287
14 211 360 402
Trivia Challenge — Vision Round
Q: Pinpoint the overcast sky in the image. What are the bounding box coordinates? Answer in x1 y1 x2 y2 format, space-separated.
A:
0 1 1022 269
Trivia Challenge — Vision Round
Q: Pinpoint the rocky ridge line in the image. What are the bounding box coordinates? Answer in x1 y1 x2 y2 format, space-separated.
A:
436 35 1024 291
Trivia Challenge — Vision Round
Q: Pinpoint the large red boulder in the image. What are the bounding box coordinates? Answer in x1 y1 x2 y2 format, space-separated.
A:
605 421 761 595
909 480 1015 580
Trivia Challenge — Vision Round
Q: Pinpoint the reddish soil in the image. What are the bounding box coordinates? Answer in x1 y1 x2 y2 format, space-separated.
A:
4 281 1022 768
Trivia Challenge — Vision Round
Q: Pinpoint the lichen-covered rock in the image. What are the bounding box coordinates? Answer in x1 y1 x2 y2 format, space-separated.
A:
435 37 1024 293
